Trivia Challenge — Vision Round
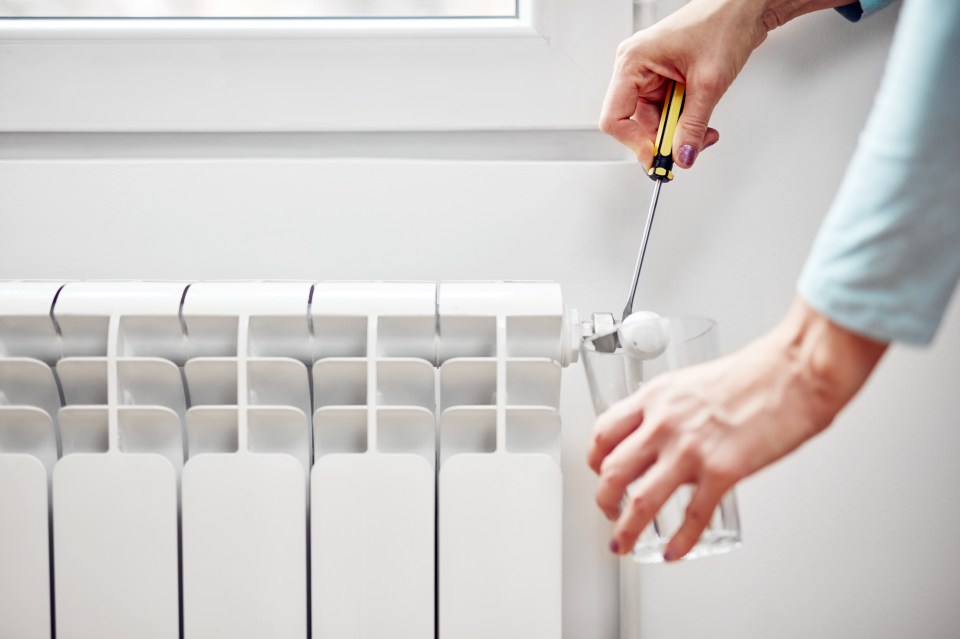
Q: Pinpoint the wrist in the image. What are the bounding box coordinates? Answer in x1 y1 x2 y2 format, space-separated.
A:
750 0 855 33
773 296 888 428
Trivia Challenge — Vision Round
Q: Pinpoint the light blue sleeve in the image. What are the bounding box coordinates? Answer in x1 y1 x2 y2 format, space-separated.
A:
797 0 960 345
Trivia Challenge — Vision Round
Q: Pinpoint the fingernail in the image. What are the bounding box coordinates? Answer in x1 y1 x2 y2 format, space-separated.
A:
609 539 620 554
677 144 697 167
662 548 676 562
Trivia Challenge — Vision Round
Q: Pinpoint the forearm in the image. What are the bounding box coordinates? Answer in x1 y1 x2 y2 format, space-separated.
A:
772 296 888 431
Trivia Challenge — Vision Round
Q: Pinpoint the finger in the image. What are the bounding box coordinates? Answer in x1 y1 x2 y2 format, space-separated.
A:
587 391 648 474
630 99 666 169
610 458 691 555
599 74 652 160
703 127 720 150
662 478 728 561
594 426 660 521
673 78 723 168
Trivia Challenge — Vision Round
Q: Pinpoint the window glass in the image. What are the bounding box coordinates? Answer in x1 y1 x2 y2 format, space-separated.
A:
0 0 517 18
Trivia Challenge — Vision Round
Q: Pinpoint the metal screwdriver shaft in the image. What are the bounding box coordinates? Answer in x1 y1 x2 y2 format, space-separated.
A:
622 179 662 322
620 80 685 322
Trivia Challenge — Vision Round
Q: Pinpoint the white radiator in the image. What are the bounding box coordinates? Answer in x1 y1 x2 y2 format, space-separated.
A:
0 280 581 639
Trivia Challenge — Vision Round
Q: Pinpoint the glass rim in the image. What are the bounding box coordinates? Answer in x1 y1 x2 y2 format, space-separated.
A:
672 315 717 344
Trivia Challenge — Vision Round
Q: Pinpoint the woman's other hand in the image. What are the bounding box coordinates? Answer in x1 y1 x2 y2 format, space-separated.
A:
587 297 887 561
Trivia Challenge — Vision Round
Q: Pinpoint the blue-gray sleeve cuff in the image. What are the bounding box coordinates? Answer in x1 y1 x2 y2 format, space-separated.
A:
835 3 864 22
836 1 895 22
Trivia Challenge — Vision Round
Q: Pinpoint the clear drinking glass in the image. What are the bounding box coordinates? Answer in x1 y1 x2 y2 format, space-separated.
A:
581 316 741 563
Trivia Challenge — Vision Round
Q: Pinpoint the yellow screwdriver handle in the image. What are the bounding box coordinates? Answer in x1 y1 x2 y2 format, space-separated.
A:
648 80 685 182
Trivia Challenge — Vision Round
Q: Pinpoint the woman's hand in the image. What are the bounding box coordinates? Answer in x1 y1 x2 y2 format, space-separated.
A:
587 297 887 561
600 0 842 169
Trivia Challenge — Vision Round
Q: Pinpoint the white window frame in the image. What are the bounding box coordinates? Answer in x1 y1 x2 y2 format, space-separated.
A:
0 0 631 132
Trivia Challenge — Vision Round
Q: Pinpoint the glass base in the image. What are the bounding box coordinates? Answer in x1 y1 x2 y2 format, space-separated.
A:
631 530 742 564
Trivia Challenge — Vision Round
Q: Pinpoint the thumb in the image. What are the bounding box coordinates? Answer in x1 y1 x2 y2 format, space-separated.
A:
673 80 721 169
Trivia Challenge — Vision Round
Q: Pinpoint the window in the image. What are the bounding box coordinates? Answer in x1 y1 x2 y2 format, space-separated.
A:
0 0 630 132
0 0 518 18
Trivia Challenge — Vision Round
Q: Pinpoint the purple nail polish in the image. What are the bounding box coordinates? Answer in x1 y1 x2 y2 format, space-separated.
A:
609 539 620 554
662 549 675 562
677 144 697 167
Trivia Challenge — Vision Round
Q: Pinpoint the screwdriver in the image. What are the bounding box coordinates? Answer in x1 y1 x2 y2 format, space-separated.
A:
622 80 686 322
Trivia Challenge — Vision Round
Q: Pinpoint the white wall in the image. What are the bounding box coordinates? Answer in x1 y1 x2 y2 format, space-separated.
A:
2 3 959 639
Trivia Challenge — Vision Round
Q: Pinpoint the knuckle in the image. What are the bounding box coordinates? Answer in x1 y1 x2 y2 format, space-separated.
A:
684 502 709 526
586 450 602 474
627 493 652 519
598 459 627 488
643 421 666 443
593 408 620 434
680 114 710 137
593 484 610 509
594 491 609 512
595 485 622 517
598 115 616 135
694 72 724 97
761 8 785 31
591 428 608 450
641 417 672 445
703 459 742 486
